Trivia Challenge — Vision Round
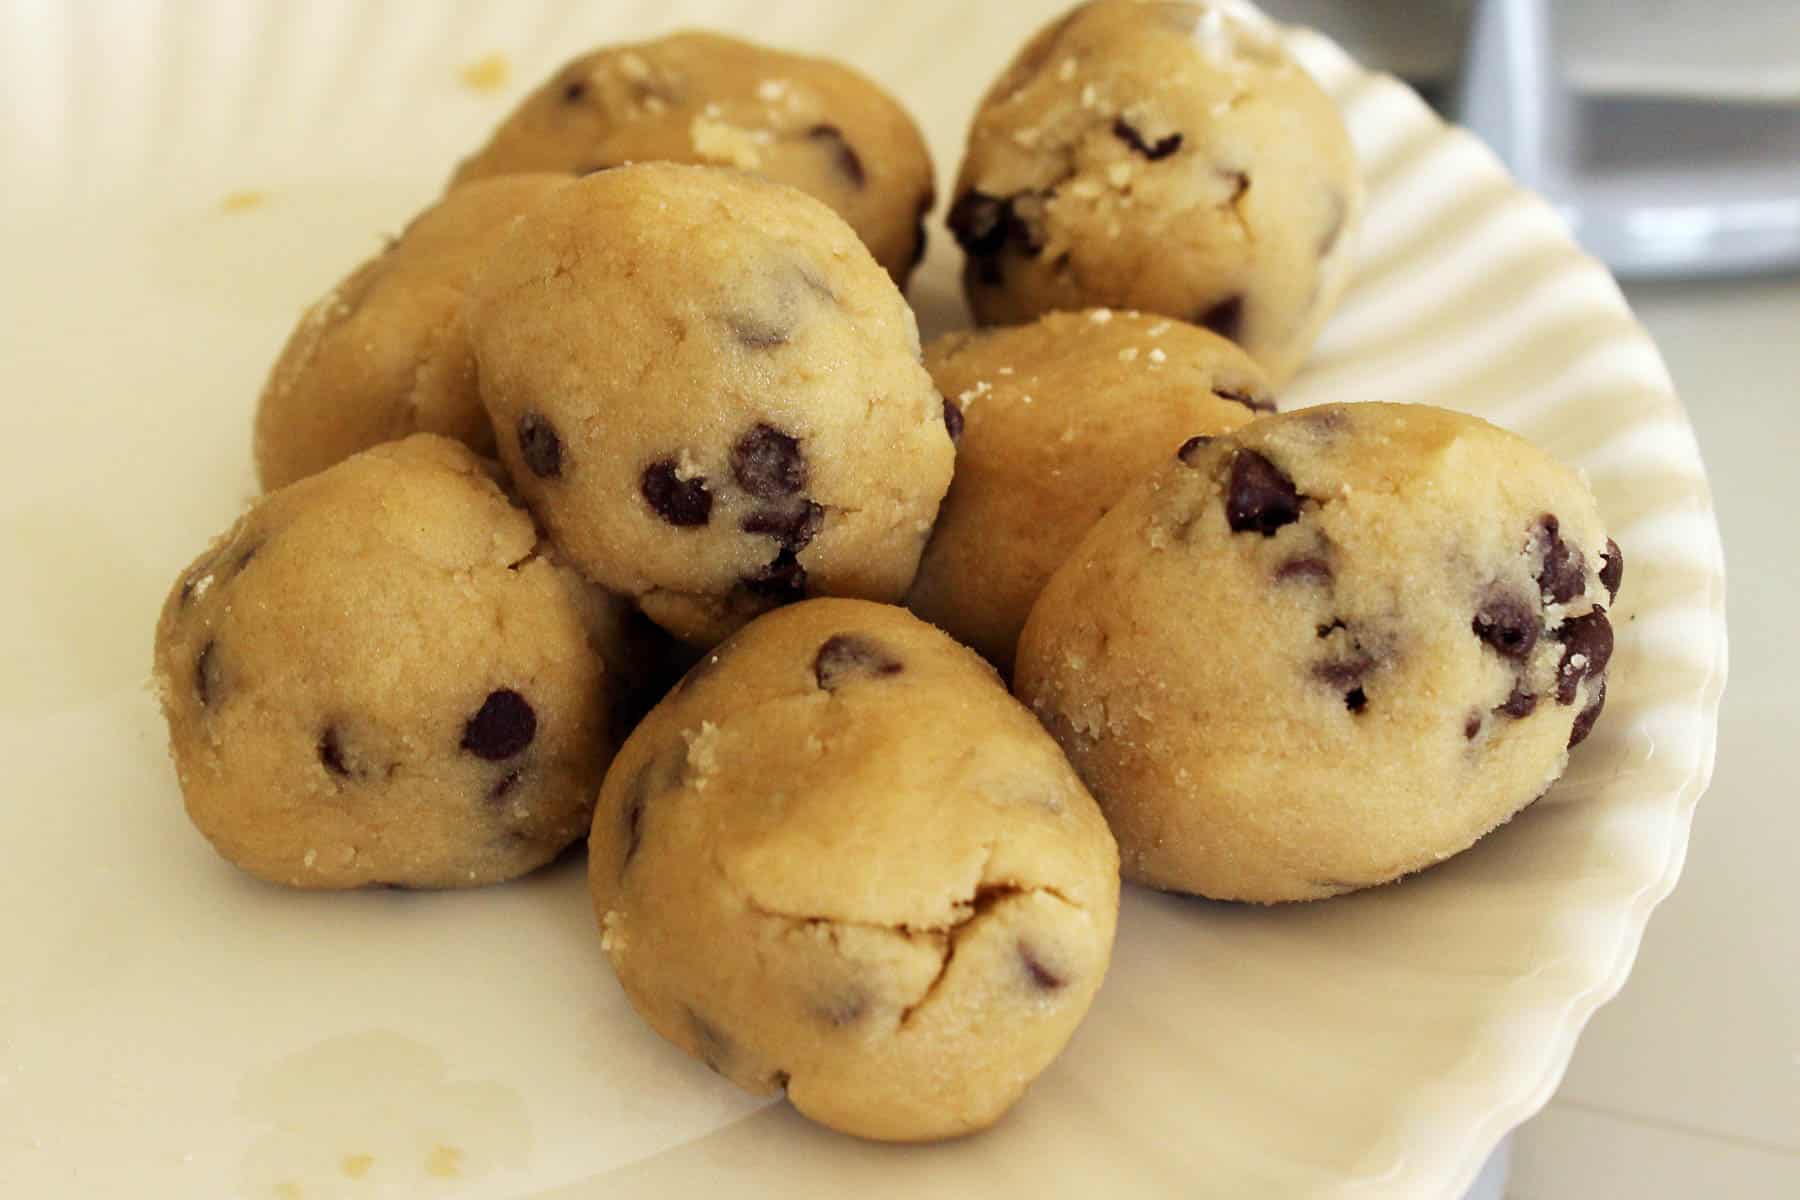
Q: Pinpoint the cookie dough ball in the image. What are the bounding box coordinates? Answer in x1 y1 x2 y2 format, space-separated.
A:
948 0 1361 386
451 33 934 286
589 599 1120 1141
471 163 954 648
909 309 1270 672
153 435 629 889
253 174 572 491
1015 403 1624 903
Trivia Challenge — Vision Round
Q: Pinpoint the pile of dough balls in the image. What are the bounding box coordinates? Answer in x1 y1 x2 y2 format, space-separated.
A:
152 0 1623 1146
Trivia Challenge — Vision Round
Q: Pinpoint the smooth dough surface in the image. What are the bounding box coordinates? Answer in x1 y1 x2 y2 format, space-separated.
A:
471 163 954 648
1015 403 1624 903
253 174 571 491
154 435 628 889
948 0 1361 385
452 32 934 285
589 599 1120 1141
909 308 1269 672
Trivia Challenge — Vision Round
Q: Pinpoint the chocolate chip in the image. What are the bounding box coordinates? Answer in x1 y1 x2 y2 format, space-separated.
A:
1019 942 1066 990
807 123 865 188
731 424 806 498
318 726 349 776
741 500 823 550
1276 556 1331 584
1112 117 1182 160
1198 294 1244 342
1568 677 1608 747
1535 515 1586 604
813 634 903 690
517 412 562 479
942 397 964 443
1317 619 1346 638
1472 589 1540 660
726 313 791 349
562 79 587 103
195 640 217 707
1496 682 1538 719
1215 388 1276 414
1344 686 1368 713
490 770 522 802
947 191 1010 258
1464 713 1482 739
1313 653 1374 689
1177 434 1213 464
1599 538 1624 603
640 460 712 526
1225 449 1301 535
461 689 536 760
742 547 806 601
1554 609 1614 706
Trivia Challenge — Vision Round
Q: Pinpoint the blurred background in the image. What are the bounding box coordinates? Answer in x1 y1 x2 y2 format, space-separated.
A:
1253 3 1799 1197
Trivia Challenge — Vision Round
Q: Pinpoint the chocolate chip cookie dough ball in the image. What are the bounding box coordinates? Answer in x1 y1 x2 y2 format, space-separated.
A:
589 600 1120 1141
470 164 954 648
948 0 1361 386
253 174 572 491
908 309 1270 672
154 435 628 889
451 33 935 286
1015 404 1623 903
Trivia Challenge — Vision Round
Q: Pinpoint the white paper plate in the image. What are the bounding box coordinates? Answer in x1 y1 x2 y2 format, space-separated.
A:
0 2 1727 1197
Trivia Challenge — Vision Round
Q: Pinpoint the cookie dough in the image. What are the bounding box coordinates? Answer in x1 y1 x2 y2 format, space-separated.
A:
908 308 1270 672
451 32 935 286
947 0 1361 386
253 174 571 491
1014 403 1623 903
470 163 954 648
153 435 629 889
588 599 1120 1141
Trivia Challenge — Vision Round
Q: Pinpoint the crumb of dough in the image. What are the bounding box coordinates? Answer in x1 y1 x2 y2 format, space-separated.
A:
219 190 268 213
459 53 511 92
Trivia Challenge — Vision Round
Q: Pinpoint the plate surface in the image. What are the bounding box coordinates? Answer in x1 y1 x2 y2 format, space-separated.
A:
0 2 1726 1197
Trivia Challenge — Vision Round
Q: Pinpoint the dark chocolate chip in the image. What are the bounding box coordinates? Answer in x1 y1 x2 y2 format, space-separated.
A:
318 726 349 776
490 769 522 802
742 547 806 602
461 689 536 760
1019 942 1066 991
1197 294 1244 342
1313 653 1375 689
562 79 587 103
1112 117 1183 160
731 424 806 498
1225 449 1302 535
516 412 563 479
806 123 866 188
942 397 964 443
1554 608 1614 706
1464 713 1483 739
195 640 217 707
1275 556 1331 584
1599 538 1624 603
1317 619 1346 638
1568 677 1608 747
1216 388 1276 414
1344 686 1368 713
1472 588 1540 660
1177 434 1213 464
1496 682 1538 719
813 634 904 690
640 460 713 526
726 312 791 349
1535 515 1586 604
947 191 1010 258
741 500 823 551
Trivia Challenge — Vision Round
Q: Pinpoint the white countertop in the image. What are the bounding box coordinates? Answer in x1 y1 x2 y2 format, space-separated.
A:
1508 274 1800 1197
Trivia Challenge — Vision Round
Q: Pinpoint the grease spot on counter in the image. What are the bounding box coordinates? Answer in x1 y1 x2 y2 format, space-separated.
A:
459 54 511 93
237 1031 529 1197
220 190 269 214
